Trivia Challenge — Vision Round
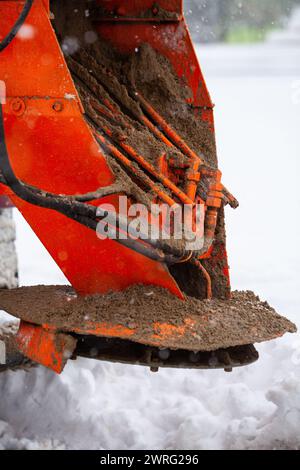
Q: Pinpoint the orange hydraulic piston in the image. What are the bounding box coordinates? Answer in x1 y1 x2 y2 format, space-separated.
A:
192 259 212 300
137 92 204 164
140 114 174 147
185 159 201 201
99 125 194 205
95 131 178 207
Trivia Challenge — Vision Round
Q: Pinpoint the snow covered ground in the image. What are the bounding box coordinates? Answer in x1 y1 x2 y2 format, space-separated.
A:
0 43 299 450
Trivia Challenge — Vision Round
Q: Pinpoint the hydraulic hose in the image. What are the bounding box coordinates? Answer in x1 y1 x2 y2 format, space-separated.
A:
0 0 34 53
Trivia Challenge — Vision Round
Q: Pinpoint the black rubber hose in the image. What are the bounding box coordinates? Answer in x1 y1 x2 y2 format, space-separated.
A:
0 0 34 53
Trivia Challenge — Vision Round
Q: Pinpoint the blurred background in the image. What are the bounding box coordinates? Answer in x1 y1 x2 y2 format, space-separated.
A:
185 0 300 44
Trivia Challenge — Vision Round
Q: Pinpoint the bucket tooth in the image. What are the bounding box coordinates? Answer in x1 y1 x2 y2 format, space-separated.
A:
16 321 77 374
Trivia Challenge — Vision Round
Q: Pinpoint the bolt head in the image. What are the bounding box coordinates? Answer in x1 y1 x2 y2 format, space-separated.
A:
52 101 64 112
10 98 26 116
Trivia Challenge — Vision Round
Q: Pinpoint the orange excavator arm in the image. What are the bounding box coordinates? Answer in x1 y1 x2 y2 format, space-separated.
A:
0 1 293 374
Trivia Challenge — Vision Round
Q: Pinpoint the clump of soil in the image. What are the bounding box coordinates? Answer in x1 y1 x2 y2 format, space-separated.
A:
0 286 296 353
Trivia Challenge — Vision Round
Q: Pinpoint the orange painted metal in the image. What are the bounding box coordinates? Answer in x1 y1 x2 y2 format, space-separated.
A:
90 87 194 205
185 159 201 201
0 0 182 298
151 318 195 344
134 94 203 203
16 321 77 374
191 258 212 300
63 316 199 352
137 92 204 163
141 114 175 147
59 322 137 341
31 316 200 359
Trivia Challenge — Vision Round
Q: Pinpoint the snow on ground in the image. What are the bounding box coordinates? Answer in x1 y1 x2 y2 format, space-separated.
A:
0 43 300 450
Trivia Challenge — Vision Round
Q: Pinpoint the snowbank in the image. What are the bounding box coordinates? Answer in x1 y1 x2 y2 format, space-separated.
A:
0 330 299 450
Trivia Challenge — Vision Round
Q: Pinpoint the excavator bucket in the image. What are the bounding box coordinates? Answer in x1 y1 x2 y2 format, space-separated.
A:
0 0 296 373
